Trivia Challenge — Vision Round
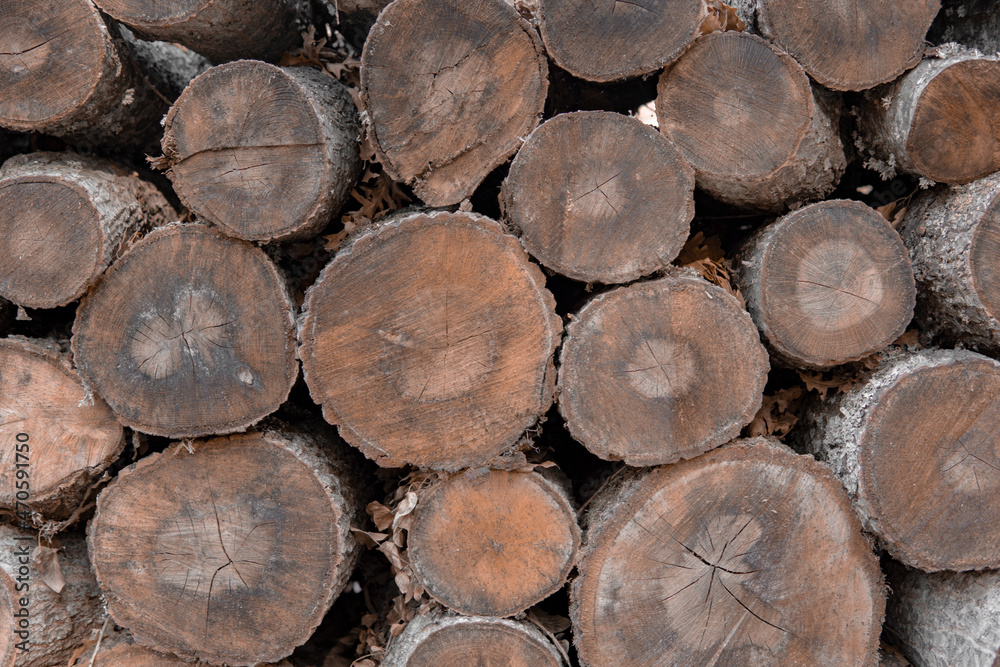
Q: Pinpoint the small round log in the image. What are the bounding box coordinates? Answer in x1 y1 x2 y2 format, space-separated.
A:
0 152 177 308
72 223 297 438
381 612 565 667
536 0 705 83
360 0 548 206
734 199 915 369
160 61 361 243
299 210 561 470
656 32 845 212
501 111 695 284
570 437 884 667
858 48 1000 184
0 527 103 667
0 0 200 145
0 337 124 521
558 271 768 466
755 0 941 91
90 0 310 64
796 348 1000 571
885 562 1000 667
88 426 363 666
898 171 1000 352
407 469 579 617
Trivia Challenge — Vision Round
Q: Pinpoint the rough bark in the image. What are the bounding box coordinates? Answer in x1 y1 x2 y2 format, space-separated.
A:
88 424 364 666
0 0 203 146
0 527 103 667
570 437 884 667
536 0 706 82
897 172 1000 352
884 560 1000 667
407 468 579 617
72 223 298 438
0 152 177 308
160 61 361 243
857 46 1000 184
796 348 1000 571
360 0 548 206
734 199 915 369
558 270 769 466
91 0 311 64
0 337 124 522
501 110 694 284
754 0 941 91
927 0 1000 54
381 611 565 666
656 32 845 212
299 210 561 470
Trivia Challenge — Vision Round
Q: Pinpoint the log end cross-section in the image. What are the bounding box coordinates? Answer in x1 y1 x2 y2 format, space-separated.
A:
300 211 561 469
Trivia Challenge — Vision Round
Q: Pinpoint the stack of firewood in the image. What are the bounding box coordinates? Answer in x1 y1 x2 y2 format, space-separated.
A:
1 0 999 664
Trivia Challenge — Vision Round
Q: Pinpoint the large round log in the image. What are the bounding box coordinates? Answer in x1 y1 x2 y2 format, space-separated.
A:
796 348 1000 571
299 211 561 470
885 562 1000 667
407 469 579 617
160 61 360 243
734 199 915 369
898 172 1000 352
501 110 694 284
570 437 884 666
0 152 176 309
536 0 705 82
88 426 363 666
0 0 202 145
656 32 845 212
754 0 941 91
381 612 565 667
72 223 298 438
558 271 768 466
90 0 310 64
360 0 548 206
858 48 1000 184
0 337 124 522
0 527 103 667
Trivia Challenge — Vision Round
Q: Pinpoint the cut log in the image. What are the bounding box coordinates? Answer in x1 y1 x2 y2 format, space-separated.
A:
407 468 579 617
858 47 1000 185
381 612 565 667
656 32 845 212
927 0 1000 54
897 172 1000 352
299 210 561 470
0 337 124 522
570 437 884 666
536 0 705 83
90 0 310 64
0 527 103 667
72 223 297 438
0 152 177 309
501 110 695 284
159 61 361 243
558 271 768 466
753 0 941 91
360 0 548 206
796 348 1000 571
0 0 203 145
88 425 363 666
734 199 915 369
884 561 1000 667
91 641 294 667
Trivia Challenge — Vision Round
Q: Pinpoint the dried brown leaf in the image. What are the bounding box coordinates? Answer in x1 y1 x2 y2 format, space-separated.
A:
893 328 920 348
367 501 394 531
31 546 65 593
747 387 804 439
700 1 746 35
797 370 856 399
350 528 388 549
